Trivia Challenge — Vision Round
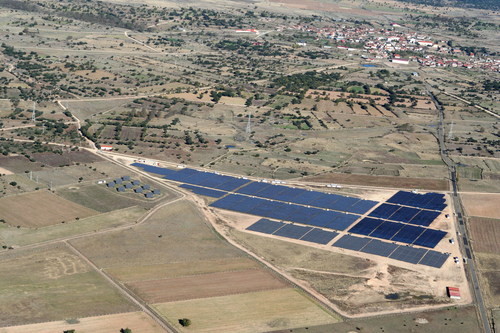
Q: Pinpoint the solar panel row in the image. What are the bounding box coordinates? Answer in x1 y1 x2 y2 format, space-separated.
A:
332 234 449 268
211 194 360 231
246 219 339 245
387 191 446 211
348 217 446 248
237 182 378 215
179 184 227 198
368 203 441 227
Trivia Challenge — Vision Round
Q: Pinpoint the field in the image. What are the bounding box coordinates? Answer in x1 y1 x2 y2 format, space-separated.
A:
127 269 287 303
0 244 136 326
469 217 500 254
270 305 481 333
476 253 500 308
461 193 500 219
305 172 448 191
153 288 340 333
57 184 147 212
0 191 97 227
0 312 164 333
31 150 102 167
0 206 145 247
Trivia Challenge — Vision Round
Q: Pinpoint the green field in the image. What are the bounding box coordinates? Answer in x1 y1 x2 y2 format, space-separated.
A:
0 244 136 326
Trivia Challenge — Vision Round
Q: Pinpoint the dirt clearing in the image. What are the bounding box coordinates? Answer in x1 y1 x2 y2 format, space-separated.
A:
0 190 97 227
127 269 287 303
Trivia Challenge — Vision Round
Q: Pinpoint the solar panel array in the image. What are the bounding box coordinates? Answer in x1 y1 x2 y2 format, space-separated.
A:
179 184 227 198
236 181 377 214
348 217 446 248
247 218 339 245
333 234 449 268
368 203 441 227
387 191 447 211
211 194 360 231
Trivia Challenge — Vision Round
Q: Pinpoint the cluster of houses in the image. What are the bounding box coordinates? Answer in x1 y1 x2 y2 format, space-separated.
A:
106 176 160 198
282 23 499 72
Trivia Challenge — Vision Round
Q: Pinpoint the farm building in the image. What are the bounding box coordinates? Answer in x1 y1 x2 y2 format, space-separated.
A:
152 189 160 195
144 192 154 198
122 176 131 181
134 187 143 193
131 180 140 185
124 183 133 189
106 181 115 188
117 186 125 192
447 287 461 299
142 184 151 190
392 58 409 65
100 145 113 151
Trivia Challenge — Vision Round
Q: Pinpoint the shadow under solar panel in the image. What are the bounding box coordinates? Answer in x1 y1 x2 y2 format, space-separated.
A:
273 223 312 239
413 229 447 248
348 217 384 236
332 235 371 251
360 239 399 257
246 219 285 234
300 228 338 244
418 250 449 268
389 246 428 264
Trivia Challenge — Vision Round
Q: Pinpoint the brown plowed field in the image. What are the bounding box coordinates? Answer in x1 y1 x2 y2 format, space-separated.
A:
469 217 500 254
32 150 102 167
0 191 97 227
126 269 287 303
461 193 500 219
304 172 448 191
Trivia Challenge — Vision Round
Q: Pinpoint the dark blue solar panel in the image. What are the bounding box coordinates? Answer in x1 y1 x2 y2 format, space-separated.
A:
236 182 271 195
389 207 421 223
389 246 428 264
300 228 338 244
413 229 447 248
291 191 325 206
347 200 378 214
303 210 341 228
273 224 313 239
310 193 341 210
349 218 384 236
418 250 449 268
330 196 359 211
284 205 322 224
332 235 371 251
360 239 399 257
246 219 285 234
391 224 426 244
368 203 400 219
409 210 441 226
370 221 404 240
386 191 446 211
132 163 178 177
332 213 360 231
179 184 227 198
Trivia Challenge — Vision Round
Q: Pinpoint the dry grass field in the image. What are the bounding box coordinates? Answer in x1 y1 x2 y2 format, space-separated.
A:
305 172 448 191
461 193 500 219
476 253 500 308
0 244 136 326
0 312 164 333
127 269 287 303
154 288 340 333
0 191 97 227
31 150 102 167
107 257 259 282
469 217 500 254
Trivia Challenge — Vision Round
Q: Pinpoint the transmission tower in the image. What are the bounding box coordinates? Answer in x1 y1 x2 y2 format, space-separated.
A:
31 102 36 122
245 111 252 136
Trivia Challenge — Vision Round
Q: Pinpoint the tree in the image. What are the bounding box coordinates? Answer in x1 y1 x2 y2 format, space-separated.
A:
9 181 17 186
120 329 132 333
178 318 191 327
63 330 75 333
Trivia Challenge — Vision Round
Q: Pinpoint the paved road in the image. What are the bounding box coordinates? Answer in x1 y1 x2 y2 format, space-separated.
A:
428 88 492 333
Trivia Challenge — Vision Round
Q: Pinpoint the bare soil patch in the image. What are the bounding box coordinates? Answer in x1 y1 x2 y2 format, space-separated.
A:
0 155 44 173
469 217 500 254
461 193 500 219
0 190 97 227
32 150 102 167
0 312 163 333
304 172 448 191
127 269 287 303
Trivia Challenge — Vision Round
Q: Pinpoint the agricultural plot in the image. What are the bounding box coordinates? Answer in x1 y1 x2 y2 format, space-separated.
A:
476 253 500 308
0 245 136 326
461 193 500 219
469 217 500 254
127 269 287 303
0 191 97 227
0 155 44 173
0 312 164 333
31 150 102 167
154 288 339 333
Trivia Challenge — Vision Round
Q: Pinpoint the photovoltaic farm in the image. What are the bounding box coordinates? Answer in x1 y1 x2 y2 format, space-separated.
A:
133 163 450 268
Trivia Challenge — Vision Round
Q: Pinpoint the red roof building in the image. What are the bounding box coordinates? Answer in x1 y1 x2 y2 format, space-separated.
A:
447 287 461 299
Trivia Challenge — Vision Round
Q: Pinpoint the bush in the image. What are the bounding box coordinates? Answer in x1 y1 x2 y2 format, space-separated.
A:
178 318 191 327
